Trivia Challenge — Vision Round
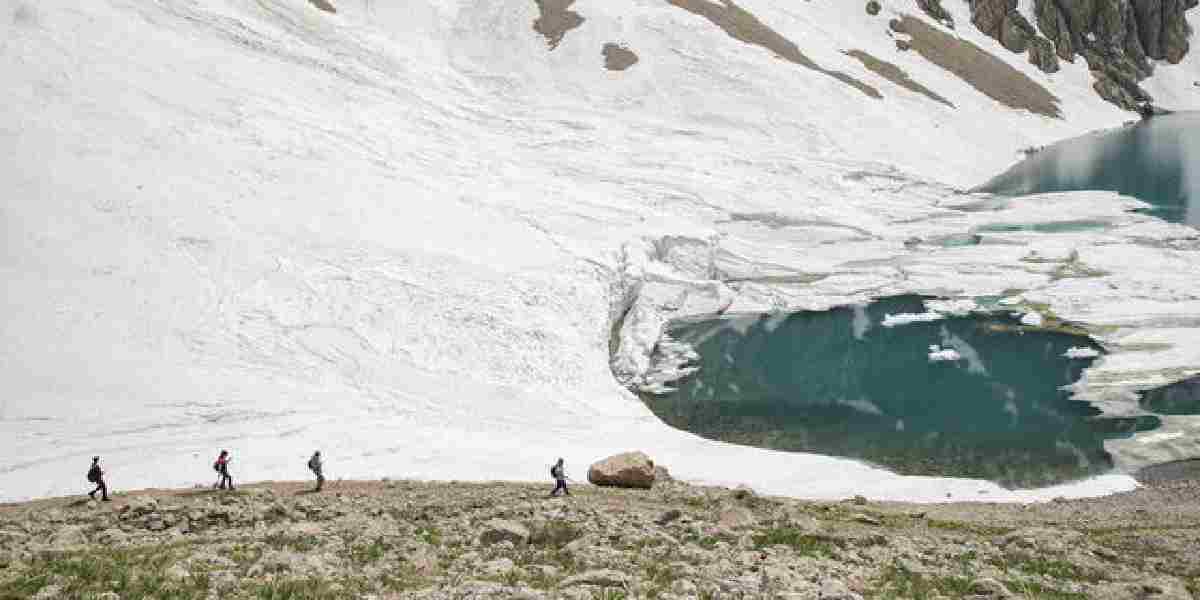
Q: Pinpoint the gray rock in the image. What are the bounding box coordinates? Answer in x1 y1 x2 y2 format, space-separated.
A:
718 505 757 530
866 0 881 16
561 569 630 588
165 562 190 581
852 513 882 526
587 451 656 489
96 528 128 545
50 525 88 548
969 577 1012 597
818 578 863 600
479 519 530 546
32 585 62 600
655 509 682 525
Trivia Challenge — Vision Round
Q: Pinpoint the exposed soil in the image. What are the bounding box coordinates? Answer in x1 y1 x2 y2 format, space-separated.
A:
668 0 882 99
307 0 336 14
894 15 1062 118
532 0 585 51
602 43 639 71
844 49 954 108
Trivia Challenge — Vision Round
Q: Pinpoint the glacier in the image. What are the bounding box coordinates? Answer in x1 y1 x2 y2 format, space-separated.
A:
2 0 1199 503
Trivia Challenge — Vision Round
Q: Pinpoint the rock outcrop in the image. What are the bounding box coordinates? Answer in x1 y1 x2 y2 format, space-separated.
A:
587 451 657 489
963 0 1198 109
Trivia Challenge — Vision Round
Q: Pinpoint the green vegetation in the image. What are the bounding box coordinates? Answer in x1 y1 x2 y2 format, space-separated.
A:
752 527 839 557
870 561 973 599
0 544 203 600
989 555 1102 583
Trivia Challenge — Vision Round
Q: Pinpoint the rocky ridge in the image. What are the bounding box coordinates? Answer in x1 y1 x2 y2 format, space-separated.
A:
907 0 1198 109
1 478 1198 599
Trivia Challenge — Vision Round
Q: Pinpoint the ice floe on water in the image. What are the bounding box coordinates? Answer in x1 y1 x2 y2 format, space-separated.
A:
883 312 945 327
927 345 962 362
1065 347 1102 359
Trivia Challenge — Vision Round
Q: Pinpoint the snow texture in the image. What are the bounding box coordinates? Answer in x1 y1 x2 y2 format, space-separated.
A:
2 0 1199 503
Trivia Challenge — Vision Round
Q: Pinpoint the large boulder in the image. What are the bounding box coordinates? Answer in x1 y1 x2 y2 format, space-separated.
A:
587 452 656 489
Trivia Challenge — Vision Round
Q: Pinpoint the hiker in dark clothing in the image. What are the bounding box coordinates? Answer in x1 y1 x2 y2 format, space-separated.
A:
550 458 569 497
308 451 324 492
87 456 110 501
213 450 234 490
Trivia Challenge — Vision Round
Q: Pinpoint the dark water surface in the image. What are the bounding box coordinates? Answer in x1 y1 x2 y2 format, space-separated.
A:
644 296 1163 488
977 112 1200 226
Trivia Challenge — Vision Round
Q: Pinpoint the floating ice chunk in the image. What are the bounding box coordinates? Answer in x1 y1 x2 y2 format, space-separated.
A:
1020 312 1044 327
882 312 943 327
927 345 961 362
1063 346 1100 359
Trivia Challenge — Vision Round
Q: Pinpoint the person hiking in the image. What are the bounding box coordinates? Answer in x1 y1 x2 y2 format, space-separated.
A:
213 450 234 490
307 450 324 492
550 458 569 497
86 456 110 501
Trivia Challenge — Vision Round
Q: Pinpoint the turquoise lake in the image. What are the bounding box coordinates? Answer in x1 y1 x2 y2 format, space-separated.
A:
977 112 1200 226
643 296 1162 488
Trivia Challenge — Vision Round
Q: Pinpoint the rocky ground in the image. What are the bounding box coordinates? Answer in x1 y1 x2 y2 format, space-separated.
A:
1 476 1198 599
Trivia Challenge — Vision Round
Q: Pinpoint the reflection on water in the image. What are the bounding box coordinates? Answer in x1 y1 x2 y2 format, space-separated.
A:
977 112 1200 226
643 296 1161 488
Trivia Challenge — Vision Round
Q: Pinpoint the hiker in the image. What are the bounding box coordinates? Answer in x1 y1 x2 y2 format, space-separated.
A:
86 456 110 501
213 450 234 490
550 458 569 497
308 450 324 491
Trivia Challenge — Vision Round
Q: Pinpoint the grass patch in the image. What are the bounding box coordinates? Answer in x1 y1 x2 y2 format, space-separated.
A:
751 527 838 557
345 538 391 565
251 577 359 599
870 561 973 599
1003 579 1089 599
989 555 1101 583
927 519 1014 537
0 544 204 600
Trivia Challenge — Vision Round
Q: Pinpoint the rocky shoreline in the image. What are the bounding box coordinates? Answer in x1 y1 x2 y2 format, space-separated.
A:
1 475 1197 599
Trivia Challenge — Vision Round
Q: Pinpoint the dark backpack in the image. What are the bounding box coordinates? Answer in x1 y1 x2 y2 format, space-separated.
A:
86 465 100 483
308 456 319 471
213 461 221 472
551 465 562 479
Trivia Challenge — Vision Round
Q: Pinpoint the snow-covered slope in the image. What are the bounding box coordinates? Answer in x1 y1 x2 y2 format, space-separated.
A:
2 0 1198 503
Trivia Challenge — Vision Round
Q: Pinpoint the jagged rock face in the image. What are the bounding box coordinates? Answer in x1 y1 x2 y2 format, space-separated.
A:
1029 35 1064 71
968 0 1196 109
1133 0 1199 61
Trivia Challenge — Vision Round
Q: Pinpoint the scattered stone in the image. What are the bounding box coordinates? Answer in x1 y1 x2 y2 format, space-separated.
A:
852 513 882 526
850 495 869 506
32 585 62 600
819 578 864 600
50 525 87 548
561 569 630 588
165 562 190 581
587 451 656 489
866 0 881 16
479 519 530 546
656 509 682 525
718 505 757 529
969 577 1012 598
96 528 128 545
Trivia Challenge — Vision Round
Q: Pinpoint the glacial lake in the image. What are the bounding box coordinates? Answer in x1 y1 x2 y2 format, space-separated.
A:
643 296 1162 488
977 112 1200 226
